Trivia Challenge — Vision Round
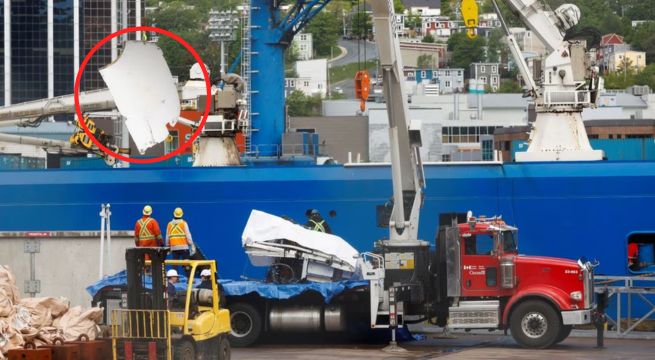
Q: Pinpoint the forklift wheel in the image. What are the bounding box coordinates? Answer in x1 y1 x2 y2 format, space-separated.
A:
218 336 231 360
175 339 196 360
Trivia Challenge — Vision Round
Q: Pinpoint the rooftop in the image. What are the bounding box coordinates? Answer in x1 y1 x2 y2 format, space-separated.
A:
402 0 441 8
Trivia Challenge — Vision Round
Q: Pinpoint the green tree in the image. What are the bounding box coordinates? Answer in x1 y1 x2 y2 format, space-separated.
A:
422 34 435 43
286 90 322 116
441 0 453 18
150 2 209 80
447 32 486 69
404 11 422 33
351 12 372 39
626 22 655 64
635 64 655 89
485 28 506 63
393 0 405 13
417 54 435 69
306 11 341 57
498 79 523 93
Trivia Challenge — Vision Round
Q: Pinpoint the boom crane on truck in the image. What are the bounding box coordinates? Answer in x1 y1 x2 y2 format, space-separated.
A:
462 0 604 162
367 0 599 350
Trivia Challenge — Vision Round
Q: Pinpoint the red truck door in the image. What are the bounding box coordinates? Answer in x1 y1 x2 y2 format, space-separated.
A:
461 233 500 296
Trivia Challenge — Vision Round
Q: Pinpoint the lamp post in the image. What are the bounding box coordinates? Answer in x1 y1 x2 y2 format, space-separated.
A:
209 9 240 74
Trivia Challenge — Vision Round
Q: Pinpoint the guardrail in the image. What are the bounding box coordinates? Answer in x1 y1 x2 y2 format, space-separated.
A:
594 275 655 337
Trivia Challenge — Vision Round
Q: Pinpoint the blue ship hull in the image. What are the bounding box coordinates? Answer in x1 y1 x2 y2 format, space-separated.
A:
1 161 654 280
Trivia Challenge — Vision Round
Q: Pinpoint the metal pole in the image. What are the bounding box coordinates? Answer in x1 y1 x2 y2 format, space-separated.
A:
221 41 226 74
99 204 106 280
121 0 128 44
106 204 112 277
111 0 118 61
617 287 621 335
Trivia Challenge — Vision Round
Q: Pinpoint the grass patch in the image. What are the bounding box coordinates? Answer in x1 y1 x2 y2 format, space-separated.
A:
329 46 343 60
329 60 377 84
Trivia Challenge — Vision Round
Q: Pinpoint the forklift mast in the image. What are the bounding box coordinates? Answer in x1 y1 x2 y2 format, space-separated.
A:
125 247 170 310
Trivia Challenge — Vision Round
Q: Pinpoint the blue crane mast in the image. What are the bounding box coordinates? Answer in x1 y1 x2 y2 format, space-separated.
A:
247 0 333 156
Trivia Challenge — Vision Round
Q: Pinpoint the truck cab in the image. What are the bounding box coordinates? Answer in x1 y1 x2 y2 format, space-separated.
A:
436 213 595 348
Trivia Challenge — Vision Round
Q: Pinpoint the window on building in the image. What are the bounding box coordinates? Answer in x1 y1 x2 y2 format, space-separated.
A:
445 71 451 76
609 134 614 139
588 134 599 139
480 76 487 84
445 80 451 87
481 66 486 73
492 66 498 73
482 139 494 161
300 35 307 41
442 154 451 162
458 70 462 77
318 84 322 89
626 134 653 139
304 81 309 87
504 141 511 151
492 77 498 84
421 70 427 77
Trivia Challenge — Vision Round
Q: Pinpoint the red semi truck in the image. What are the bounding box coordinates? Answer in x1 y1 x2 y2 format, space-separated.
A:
213 212 597 349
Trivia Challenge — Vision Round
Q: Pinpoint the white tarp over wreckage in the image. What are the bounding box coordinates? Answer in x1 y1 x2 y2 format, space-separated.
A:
99 41 181 153
242 210 359 279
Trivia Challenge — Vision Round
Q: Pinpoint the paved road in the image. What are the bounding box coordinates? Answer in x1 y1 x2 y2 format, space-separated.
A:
328 40 379 99
232 334 653 359
331 40 378 67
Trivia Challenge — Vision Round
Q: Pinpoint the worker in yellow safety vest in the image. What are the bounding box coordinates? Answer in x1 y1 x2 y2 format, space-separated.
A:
304 209 332 234
166 207 196 261
134 205 164 248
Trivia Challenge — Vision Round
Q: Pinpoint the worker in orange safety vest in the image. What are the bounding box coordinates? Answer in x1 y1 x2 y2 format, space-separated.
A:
166 207 196 262
134 205 164 248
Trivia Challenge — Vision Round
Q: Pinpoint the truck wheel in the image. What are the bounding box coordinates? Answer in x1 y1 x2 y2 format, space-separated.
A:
509 300 560 349
174 339 196 360
218 336 231 360
228 303 262 347
555 325 572 344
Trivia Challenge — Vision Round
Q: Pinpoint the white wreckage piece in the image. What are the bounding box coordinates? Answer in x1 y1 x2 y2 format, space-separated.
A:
242 210 359 282
100 41 181 154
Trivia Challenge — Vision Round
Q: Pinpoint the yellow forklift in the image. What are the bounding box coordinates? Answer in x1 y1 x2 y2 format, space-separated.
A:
110 248 231 360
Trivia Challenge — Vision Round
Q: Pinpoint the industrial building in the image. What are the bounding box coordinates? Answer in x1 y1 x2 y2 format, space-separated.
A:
1 0 144 106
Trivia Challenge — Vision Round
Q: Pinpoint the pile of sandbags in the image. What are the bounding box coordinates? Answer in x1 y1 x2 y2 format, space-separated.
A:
0 265 103 358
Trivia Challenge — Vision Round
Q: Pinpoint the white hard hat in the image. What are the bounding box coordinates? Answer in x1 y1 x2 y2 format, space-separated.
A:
166 269 179 278
200 269 211 277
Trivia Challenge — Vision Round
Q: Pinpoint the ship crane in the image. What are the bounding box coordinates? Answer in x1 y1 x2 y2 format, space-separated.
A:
462 0 605 162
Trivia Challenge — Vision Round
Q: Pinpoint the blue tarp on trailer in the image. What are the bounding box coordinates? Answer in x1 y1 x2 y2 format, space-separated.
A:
86 270 369 303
